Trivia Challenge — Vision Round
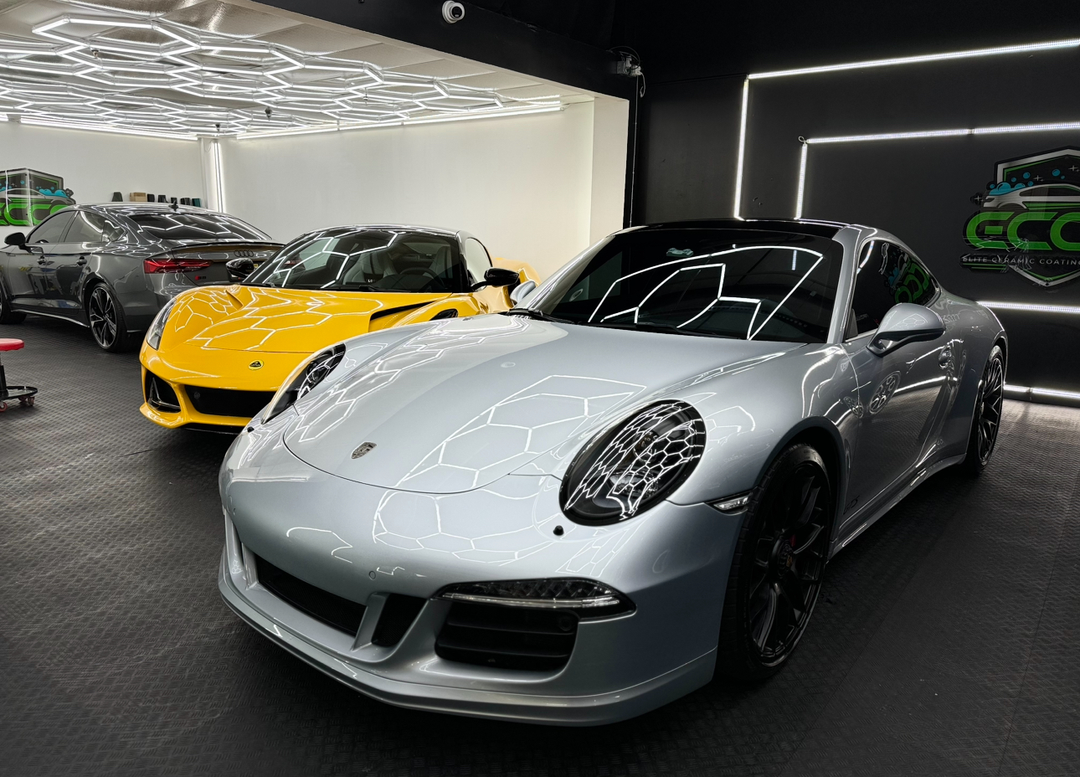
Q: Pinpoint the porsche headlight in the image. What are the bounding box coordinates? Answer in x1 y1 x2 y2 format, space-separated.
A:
561 401 706 524
145 298 176 350
262 344 346 423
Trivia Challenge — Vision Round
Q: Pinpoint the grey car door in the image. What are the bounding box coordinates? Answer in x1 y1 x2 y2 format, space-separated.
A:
47 211 119 315
838 241 951 530
2 210 76 312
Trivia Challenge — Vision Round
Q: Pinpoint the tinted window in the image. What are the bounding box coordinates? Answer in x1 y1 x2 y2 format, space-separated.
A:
246 228 469 294
27 211 75 244
849 241 938 337
463 238 491 284
128 212 268 241
64 211 121 244
529 229 843 343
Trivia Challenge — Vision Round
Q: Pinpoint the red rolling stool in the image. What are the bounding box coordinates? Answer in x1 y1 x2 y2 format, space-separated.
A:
0 338 37 411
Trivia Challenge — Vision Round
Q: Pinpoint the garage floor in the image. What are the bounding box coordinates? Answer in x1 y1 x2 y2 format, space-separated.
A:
2 318 1078 777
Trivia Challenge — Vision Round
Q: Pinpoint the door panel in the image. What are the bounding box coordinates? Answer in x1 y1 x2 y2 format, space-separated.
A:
838 240 951 535
10 211 75 311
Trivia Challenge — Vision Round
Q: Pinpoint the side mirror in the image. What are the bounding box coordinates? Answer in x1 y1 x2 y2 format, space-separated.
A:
867 303 946 356
483 267 521 288
509 279 537 305
4 232 27 249
226 257 255 282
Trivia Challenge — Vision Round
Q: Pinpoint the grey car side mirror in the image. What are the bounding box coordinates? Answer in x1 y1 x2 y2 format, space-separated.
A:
867 303 946 356
509 279 537 305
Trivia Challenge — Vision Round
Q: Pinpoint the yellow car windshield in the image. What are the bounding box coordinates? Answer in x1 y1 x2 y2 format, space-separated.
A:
247 227 469 294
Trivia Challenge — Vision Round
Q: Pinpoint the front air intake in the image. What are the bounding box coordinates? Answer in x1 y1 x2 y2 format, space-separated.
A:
435 602 578 671
254 555 366 636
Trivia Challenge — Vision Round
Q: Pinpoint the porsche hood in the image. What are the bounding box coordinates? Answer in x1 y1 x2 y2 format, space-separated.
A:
162 285 450 354
282 315 801 493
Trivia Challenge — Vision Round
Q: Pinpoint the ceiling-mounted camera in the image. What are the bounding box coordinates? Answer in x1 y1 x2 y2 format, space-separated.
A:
265 106 272 118
442 1 465 23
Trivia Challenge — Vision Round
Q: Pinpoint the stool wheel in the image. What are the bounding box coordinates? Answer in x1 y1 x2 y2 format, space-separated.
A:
0 401 6 412
19 395 34 407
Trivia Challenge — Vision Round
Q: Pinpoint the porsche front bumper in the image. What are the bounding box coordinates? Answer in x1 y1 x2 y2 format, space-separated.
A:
217 425 744 725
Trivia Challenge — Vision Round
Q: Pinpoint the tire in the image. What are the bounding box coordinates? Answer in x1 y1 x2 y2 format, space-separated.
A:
715 443 833 682
0 280 26 324
86 283 132 352
961 345 1005 476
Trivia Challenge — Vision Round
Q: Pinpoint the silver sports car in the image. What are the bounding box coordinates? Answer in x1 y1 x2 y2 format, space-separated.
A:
218 219 1006 725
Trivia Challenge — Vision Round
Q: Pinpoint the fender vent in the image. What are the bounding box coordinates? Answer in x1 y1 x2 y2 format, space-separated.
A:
435 602 578 671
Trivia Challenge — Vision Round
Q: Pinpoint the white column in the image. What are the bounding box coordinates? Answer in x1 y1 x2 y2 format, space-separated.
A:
200 137 226 212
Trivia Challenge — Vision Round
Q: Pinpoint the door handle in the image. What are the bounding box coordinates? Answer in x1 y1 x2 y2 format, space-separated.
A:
77 256 87 265
938 348 952 369
37 258 47 265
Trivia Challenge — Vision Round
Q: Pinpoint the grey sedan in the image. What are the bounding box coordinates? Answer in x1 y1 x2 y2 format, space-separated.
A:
0 204 280 351
218 219 1006 724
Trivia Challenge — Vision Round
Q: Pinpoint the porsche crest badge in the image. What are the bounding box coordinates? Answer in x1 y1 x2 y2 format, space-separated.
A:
352 442 377 459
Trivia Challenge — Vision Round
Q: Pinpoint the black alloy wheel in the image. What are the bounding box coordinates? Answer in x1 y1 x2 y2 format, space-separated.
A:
87 283 130 352
962 345 1005 475
716 443 832 681
0 280 26 324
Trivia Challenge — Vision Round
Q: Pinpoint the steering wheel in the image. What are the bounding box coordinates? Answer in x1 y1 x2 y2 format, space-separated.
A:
399 267 437 279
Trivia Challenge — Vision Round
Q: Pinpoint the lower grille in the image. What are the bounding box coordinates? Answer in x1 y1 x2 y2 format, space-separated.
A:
184 385 274 419
255 555 366 636
144 371 180 413
435 602 578 671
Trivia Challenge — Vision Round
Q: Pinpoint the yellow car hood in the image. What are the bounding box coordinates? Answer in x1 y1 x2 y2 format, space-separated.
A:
164 285 451 354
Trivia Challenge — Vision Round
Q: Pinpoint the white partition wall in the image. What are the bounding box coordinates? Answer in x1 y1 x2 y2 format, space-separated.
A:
220 98 628 279
0 121 204 239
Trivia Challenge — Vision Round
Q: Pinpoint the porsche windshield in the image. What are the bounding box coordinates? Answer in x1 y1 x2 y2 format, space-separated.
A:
246 228 466 293
526 228 844 343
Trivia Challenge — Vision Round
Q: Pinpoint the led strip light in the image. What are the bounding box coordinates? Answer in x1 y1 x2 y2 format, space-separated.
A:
0 1 567 138
733 36 1080 217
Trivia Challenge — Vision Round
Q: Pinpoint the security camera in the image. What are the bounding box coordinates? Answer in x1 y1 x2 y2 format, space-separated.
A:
265 106 272 118
442 1 465 23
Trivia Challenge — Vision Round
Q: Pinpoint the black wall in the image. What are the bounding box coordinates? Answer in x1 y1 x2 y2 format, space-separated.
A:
629 20 1080 393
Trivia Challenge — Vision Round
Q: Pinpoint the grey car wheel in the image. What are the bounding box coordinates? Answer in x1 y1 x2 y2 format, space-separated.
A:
962 345 1005 475
716 443 832 682
87 283 131 353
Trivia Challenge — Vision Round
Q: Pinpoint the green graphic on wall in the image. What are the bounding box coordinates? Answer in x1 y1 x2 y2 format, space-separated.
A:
962 149 1080 287
0 168 76 227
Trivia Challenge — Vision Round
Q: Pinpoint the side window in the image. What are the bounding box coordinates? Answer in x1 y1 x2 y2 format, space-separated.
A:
63 211 115 244
26 211 75 245
463 238 491 284
849 241 939 337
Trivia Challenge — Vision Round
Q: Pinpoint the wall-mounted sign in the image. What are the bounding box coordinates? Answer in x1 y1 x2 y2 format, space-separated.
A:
0 168 76 228
962 148 1080 287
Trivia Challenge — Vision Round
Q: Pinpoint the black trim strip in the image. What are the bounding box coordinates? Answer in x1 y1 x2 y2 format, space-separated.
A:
370 302 431 322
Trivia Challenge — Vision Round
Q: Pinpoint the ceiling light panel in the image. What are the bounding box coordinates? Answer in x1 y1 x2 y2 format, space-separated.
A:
0 0 566 138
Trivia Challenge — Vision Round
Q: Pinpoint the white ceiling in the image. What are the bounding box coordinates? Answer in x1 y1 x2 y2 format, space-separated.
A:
0 0 590 138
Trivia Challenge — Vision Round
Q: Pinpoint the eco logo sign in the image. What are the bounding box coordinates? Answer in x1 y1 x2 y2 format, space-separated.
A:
963 148 1080 287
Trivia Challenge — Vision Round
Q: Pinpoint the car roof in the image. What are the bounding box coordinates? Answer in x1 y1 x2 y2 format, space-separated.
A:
633 218 850 238
297 224 460 238
81 203 220 216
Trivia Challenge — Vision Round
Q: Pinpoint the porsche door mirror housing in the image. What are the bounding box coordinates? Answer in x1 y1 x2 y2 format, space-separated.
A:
867 303 946 356
4 232 27 249
483 267 521 289
509 279 537 305
226 257 256 281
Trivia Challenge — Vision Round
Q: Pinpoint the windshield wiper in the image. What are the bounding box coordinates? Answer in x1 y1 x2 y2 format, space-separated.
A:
502 308 569 323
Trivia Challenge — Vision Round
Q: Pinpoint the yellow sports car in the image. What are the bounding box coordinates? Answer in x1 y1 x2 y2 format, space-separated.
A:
139 225 539 430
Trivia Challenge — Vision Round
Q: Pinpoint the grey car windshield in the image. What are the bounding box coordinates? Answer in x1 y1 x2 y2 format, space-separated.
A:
246 228 468 293
529 229 844 343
